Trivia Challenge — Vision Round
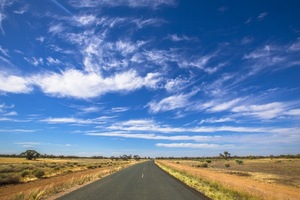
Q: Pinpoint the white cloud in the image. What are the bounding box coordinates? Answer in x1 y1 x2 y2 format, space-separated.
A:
199 117 234 124
106 118 277 134
41 116 113 124
244 45 270 59
0 129 36 133
41 117 92 124
209 98 242 112
167 34 192 42
165 77 189 93
24 57 43 66
33 69 161 99
0 13 6 35
111 107 129 112
156 143 225 149
69 0 177 9
36 36 45 43
241 36 254 45
86 131 215 141
0 46 9 57
285 109 300 116
15 142 41 146
288 38 300 51
0 74 32 94
0 0 15 35
77 106 102 113
0 68 162 98
231 102 285 119
48 23 65 35
257 12 268 20
133 18 167 28
115 40 137 55
148 93 191 113
144 72 163 89
47 57 62 65
74 15 97 26
189 55 212 69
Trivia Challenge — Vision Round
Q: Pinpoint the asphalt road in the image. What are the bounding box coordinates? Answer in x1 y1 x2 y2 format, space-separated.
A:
57 161 209 200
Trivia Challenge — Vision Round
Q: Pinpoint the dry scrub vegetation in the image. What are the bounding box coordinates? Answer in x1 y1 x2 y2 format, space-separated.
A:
0 157 139 200
156 158 300 200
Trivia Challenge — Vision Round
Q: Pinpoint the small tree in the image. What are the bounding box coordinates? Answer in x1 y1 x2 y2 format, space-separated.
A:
133 155 141 161
20 150 40 160
220 151 231 160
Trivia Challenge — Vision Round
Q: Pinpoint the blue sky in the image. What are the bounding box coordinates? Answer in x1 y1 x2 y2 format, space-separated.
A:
0 0 300 157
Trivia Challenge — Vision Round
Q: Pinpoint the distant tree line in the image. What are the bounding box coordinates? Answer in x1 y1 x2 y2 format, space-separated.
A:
0 151 149 161
155 154 300 160
110 154 151 161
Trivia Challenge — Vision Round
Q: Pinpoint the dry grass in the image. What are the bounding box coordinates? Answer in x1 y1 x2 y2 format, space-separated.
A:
156 159 300 200
173 158 300 188
156 161 257 200
0 157 141 200
0 157 125 185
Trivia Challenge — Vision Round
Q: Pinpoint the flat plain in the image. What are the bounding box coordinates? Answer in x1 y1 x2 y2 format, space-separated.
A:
156 158 300 200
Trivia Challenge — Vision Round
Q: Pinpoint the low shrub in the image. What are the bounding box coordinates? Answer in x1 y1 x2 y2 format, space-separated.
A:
21 170 30 178
33 169 45 178
0 165 17 173
87 165 96 169
235 160 244 165
206 159 212 163
196 163 208 168
0 174 21 185
225 163 230 168
54 166 60 171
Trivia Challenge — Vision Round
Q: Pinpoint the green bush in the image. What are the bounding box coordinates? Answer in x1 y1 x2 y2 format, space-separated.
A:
33 169 45 178
225 163 230 168
235 160 244 165
196 163 208 168
0 174 21 185
21 170 30 177
206 159 212 163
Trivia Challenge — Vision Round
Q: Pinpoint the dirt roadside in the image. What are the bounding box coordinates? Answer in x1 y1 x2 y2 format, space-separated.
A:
157 160 300 200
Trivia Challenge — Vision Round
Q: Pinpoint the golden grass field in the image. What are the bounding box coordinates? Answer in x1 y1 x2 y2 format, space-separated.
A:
156 158 300 200
0 157 140 200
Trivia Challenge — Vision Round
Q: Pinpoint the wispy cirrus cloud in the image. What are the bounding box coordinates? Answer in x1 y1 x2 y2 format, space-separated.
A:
14 142 41 148
24 57 44 67
243 43 300 75
86 131 216 141
86 126 300 147
208 98 242 112
0 129 36 133
148 93 192 113
156 143 230 149
199 117 234 124
231 102 284 119
167 34 194 42
104 118 290 134
41 116 112 125
257 12 268 21
68 0 177 9
0 0 15 35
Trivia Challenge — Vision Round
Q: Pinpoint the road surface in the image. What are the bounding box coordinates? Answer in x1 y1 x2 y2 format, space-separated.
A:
58 161 209 200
